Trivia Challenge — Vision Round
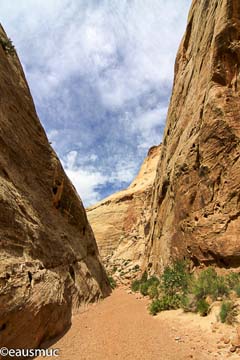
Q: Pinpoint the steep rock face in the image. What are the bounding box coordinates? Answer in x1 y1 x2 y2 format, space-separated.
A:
0 26 110 350
146 0 240 273
87 145 161 268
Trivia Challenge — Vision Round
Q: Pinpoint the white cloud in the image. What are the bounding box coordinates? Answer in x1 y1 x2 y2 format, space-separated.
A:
136 106 168 130
110 160 138 185
66 168 107 206
0 0 192 205
0 0 191 106
62 151 107 206
62 150 138 205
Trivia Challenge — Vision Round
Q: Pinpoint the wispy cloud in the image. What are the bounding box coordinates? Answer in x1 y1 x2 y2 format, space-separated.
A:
0 0 191 206
62 151 108 205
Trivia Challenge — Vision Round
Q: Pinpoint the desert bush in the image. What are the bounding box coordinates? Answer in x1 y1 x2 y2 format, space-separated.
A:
131 272 160 297
160 260 191 296
148 284 159 299
132 261 239 321
226 272 240 296
140 276 160 296
147 261 191 316
220 301 238 324
181 294 198 313
108 276 117 289
140 282 149 296
226 272 240 288
149 299 162 316
196 299 210 316
0 36 15 55
141 271 148 283
149 293 183 315
131 279 141 292
147 275 160 287
192 268 228 300
235 284 240 297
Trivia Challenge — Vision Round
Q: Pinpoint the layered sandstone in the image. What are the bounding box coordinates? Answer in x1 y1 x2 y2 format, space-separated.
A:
0 25 110 351
145 0 240 273
87 145 161 269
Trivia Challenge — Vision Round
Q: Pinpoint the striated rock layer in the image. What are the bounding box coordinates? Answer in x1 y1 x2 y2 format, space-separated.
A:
145 0 240 273
87 145 161 268
0 25 110 350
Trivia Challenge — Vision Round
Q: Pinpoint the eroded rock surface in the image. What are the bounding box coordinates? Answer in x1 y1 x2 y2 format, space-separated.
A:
87 145 161 277
0 25 110 350
145 0 240 273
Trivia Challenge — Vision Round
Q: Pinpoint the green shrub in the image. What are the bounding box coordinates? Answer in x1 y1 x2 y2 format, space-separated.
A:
108 276 117 289
192 268 228 300
132 262 240 320
139 276 160 297
0 36 15 55
196 299 209 316
235 284 240 297
149 294 183 315
164 294 183 309
149 299 162 316
131 280 141 292
131 271 160 297
181 294 198 313
161 260 191 296
220 301 237 324
226 272 240 296
141 271 148 283
147 276 160 287
140 282 149 296
148 284 159 299
216 276 229 298
149 297 168 315
226 272 240 288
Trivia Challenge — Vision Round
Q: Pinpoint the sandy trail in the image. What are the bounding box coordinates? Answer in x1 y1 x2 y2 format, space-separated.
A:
38 288 239 360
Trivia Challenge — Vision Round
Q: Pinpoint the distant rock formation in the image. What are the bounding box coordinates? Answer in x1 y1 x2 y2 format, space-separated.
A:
0 25 110 350
145 0 240 273
87 145 161 277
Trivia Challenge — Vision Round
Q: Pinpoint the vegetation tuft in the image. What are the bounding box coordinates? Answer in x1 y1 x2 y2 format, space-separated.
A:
131 261 240 322
220 301 238 325
192 268 229 300
108 276 117 289
131 271 159 296
196 298 209 317
0 36 15 55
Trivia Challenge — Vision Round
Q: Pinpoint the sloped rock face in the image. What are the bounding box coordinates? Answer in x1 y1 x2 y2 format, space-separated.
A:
0 26 110 350
87 145 161 273
145 0 240 273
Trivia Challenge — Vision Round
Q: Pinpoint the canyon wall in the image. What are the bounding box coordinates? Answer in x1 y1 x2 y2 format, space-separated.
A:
145 0 240 273
0 25 110 350
87 145 161 273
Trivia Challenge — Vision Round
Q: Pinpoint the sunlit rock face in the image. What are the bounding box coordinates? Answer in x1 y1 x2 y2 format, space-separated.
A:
0 25 110 350
145 0 240 273
87 145 161 271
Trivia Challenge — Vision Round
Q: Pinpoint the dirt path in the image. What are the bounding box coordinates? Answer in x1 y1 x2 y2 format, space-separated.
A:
38 288 239 360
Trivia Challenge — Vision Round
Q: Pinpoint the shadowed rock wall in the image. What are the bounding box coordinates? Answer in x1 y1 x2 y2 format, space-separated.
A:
0 25 110 350
145 0 240 273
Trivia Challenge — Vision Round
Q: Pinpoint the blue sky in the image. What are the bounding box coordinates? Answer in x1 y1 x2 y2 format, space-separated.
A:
0 0 191 206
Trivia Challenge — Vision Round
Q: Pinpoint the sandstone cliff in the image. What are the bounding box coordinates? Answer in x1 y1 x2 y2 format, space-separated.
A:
145 0 240 273
87 145 161 275
0 25 110 350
